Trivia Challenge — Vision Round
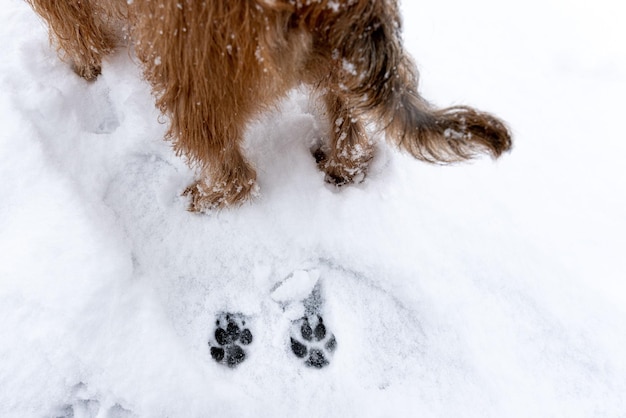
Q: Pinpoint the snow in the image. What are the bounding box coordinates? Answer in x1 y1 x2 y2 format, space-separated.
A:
1 0 625 416
271 270 320 305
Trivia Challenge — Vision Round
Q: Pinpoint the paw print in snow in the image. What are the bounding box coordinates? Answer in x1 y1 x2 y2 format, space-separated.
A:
291 315 336 368
209 313 253 368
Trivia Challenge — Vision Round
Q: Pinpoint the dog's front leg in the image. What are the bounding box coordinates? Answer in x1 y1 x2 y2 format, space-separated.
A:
26 0 120 81
128 1 262 211
170 98 259 211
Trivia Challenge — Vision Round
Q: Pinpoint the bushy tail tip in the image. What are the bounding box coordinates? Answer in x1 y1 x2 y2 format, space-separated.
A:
386 92 512 164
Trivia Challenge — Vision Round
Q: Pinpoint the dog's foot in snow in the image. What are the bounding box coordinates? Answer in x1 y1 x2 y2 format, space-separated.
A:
311 145 371 186
183 175 258 212
209 312 253 368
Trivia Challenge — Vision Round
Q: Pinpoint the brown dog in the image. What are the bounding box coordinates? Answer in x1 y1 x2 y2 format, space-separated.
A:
26 0 512 211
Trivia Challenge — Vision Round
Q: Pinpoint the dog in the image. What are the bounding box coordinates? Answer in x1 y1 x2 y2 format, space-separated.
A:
26 0 512 211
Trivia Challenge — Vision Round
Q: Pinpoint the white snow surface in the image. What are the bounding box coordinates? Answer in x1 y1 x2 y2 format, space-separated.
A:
1 0 626 416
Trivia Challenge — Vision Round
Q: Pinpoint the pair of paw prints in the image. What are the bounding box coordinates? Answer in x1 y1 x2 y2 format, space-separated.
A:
208 312 337 369
209 313 253 368
291 315 337 368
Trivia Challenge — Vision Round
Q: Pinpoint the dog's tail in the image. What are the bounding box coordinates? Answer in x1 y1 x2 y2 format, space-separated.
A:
366 37 512 163
380 64 512 163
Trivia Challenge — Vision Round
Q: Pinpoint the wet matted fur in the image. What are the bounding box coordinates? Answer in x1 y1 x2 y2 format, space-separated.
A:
26 0 512 211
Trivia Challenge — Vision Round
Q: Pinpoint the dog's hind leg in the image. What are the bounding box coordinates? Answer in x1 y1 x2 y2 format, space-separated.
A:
307 0 511 167
26 0 121 81
315 91 374 186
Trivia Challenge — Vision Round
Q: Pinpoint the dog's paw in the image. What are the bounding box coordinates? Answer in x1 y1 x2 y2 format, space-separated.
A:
71 62 102 82
312 147 371 186
290 315 337 368
209 313 253 368
183 177 258 212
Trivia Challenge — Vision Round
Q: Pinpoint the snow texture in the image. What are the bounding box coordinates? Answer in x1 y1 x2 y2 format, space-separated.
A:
1 0 626 417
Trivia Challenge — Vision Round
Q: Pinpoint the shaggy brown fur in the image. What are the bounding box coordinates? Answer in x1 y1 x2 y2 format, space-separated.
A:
26 0 512 211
